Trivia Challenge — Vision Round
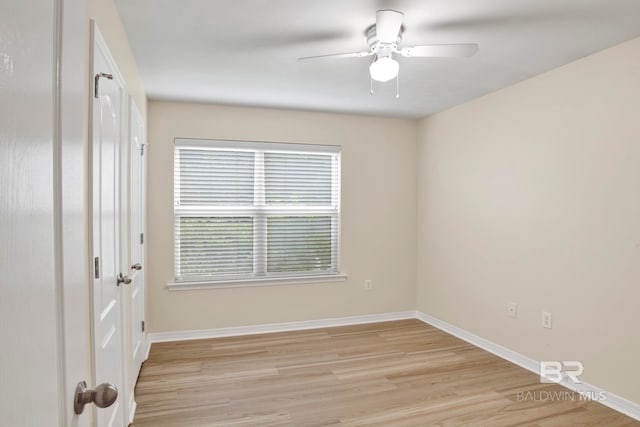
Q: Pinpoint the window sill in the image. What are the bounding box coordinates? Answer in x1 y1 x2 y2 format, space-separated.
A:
167 273 348 291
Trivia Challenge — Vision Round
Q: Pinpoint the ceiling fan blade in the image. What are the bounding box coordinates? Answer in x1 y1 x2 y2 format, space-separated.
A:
297 51 372 61
400 43 479 58
376 10 404 44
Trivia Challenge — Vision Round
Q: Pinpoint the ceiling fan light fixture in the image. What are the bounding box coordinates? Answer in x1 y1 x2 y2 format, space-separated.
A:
369 56 399 82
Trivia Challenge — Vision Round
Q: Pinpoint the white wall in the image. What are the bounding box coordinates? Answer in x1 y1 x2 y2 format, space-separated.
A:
147 101 418 332
417 36 640 404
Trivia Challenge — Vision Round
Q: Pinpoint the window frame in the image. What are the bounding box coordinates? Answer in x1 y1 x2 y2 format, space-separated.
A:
170 138 346 290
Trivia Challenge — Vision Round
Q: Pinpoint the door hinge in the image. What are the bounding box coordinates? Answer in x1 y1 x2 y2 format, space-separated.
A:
94 257 100 279
140 233 144 244
141 321 145 332
140 144 145 156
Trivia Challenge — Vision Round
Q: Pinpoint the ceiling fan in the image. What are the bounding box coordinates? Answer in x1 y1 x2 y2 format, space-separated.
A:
298 10 479 94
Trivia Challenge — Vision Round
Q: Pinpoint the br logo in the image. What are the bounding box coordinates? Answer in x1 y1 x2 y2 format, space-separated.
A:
540 361 584 384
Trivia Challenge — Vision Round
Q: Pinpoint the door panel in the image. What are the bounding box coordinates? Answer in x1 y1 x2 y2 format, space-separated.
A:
91 24 125 427
129 99 147 380
0 1 59 425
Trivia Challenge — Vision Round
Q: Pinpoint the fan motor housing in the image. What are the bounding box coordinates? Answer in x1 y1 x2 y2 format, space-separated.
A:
365 24 403 48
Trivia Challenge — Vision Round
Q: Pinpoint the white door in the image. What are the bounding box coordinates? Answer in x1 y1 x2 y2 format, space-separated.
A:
91 23 126 427
129 98 147 380
0 0 64 424
1 0 90 425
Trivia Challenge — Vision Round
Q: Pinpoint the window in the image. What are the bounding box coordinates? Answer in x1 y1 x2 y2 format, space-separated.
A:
173 139 341 287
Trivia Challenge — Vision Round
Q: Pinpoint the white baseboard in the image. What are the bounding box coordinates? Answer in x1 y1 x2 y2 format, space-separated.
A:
415 311 640 421
147 311 417 343
414 311 539 372
143 334 151 361
127 392 137 426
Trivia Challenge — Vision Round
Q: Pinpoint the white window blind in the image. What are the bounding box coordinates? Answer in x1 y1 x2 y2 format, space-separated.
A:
174 139 341 284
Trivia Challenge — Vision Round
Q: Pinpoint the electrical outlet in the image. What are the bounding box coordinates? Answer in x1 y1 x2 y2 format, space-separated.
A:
364 279 372 291
506 302 518 318
542 311 552 329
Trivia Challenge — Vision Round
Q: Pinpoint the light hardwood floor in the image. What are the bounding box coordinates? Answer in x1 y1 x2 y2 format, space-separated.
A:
133 319 639 426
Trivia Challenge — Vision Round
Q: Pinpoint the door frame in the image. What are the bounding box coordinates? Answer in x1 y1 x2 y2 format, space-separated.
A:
58 0 91 425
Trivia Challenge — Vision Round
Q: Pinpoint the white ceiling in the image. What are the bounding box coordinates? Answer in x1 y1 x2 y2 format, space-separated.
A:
115 0 640 118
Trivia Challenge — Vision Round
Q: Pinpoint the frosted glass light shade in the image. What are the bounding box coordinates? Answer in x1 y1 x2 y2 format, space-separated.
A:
369 56 399 82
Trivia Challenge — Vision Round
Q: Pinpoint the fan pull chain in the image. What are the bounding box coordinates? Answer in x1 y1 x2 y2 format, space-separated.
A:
368 73 400 98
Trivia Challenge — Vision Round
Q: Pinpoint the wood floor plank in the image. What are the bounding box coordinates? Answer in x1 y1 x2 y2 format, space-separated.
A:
133 320 639 426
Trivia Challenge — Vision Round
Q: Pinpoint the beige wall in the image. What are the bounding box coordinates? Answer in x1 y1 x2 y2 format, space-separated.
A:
417 37 640 404
147 101 418 332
